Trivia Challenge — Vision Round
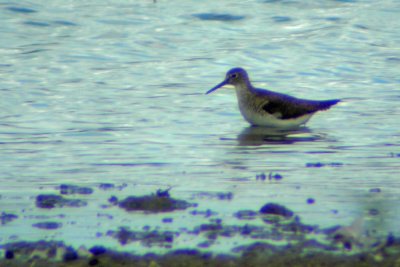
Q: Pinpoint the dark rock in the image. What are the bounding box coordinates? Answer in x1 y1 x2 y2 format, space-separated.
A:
162 217 173 223
119 194 191 212
98 183 115 190
256 173 266 180
386 233 397 246
216 192 233 200
259 203 294 218
241 224 253 235
36 194 64 208
306 162 325 168
165 233 174 243
88 258 99 265
343 241 352 250
267 172 283 180
63 250 78 262
89 246 106 256
156 188 171 198
5 250 14 259
108 196 118 204
307 198 315 204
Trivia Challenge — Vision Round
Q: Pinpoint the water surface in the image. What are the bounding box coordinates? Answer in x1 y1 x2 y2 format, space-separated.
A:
1 0 400 253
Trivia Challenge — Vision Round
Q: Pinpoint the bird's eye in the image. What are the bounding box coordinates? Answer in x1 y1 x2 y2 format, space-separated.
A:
231 73 238 78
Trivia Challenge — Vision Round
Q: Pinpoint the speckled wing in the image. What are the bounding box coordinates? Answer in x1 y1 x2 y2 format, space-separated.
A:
256 89 340 120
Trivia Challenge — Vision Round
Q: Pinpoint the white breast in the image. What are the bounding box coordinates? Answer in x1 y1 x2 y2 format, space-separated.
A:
240 106 313 128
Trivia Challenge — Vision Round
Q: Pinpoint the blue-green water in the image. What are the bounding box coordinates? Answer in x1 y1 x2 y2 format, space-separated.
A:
1 0 400 253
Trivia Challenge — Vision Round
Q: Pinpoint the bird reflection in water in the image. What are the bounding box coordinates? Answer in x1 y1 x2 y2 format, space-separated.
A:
237 126 322 146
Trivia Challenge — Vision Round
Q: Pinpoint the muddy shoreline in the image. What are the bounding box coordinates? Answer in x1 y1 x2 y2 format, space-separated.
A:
1 186 398 266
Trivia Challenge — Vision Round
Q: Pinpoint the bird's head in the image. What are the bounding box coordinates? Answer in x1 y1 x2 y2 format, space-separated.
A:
206 67 249 94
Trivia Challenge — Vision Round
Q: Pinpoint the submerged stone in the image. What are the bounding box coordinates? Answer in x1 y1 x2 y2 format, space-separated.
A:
63 249 79 262
107 227 177 246
118 193 191 212
156 188 171 198
36 194 87 209
269 172 283 180
306 162 325 168
32 221 62 230
0 212 18 225
307 198 315 204
89 246 107 256
234 210 258 220
162 217 173 223
108 196 118 204
98 183 115 190
216 192 233 200
36 194 64 208
256 173 266 181
60 184 93 195
5 250 14 259
88 258 99 265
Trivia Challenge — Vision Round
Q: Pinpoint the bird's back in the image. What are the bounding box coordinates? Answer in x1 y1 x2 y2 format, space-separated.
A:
253 88 340 120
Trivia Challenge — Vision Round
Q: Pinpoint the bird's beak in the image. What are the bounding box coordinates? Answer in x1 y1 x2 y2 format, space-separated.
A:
205 79 228 94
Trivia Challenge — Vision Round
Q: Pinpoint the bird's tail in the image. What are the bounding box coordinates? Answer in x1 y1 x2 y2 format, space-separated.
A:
318 99 340 110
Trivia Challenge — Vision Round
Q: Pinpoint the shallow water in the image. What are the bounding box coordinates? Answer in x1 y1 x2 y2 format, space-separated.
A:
1 0 400 254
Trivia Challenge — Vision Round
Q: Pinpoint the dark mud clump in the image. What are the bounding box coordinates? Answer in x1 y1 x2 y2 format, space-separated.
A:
1 240 78 263
307 198 316 204
89 245 107 256
259 203 294 218
36 194 87 209
0 212 18 225
257 172 284 181
234 210 258 220
32 221 62 230
59 184 93 195
190 209 217 218
107 227 175 247
98 183 115 190
118 192 192 212
3 238 400 266
306 162 343 168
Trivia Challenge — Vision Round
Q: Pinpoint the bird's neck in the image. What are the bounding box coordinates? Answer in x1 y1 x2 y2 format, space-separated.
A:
234 81 254 94
234 82 256 106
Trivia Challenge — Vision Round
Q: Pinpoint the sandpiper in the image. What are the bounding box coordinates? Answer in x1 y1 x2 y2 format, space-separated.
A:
206 67 340 129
